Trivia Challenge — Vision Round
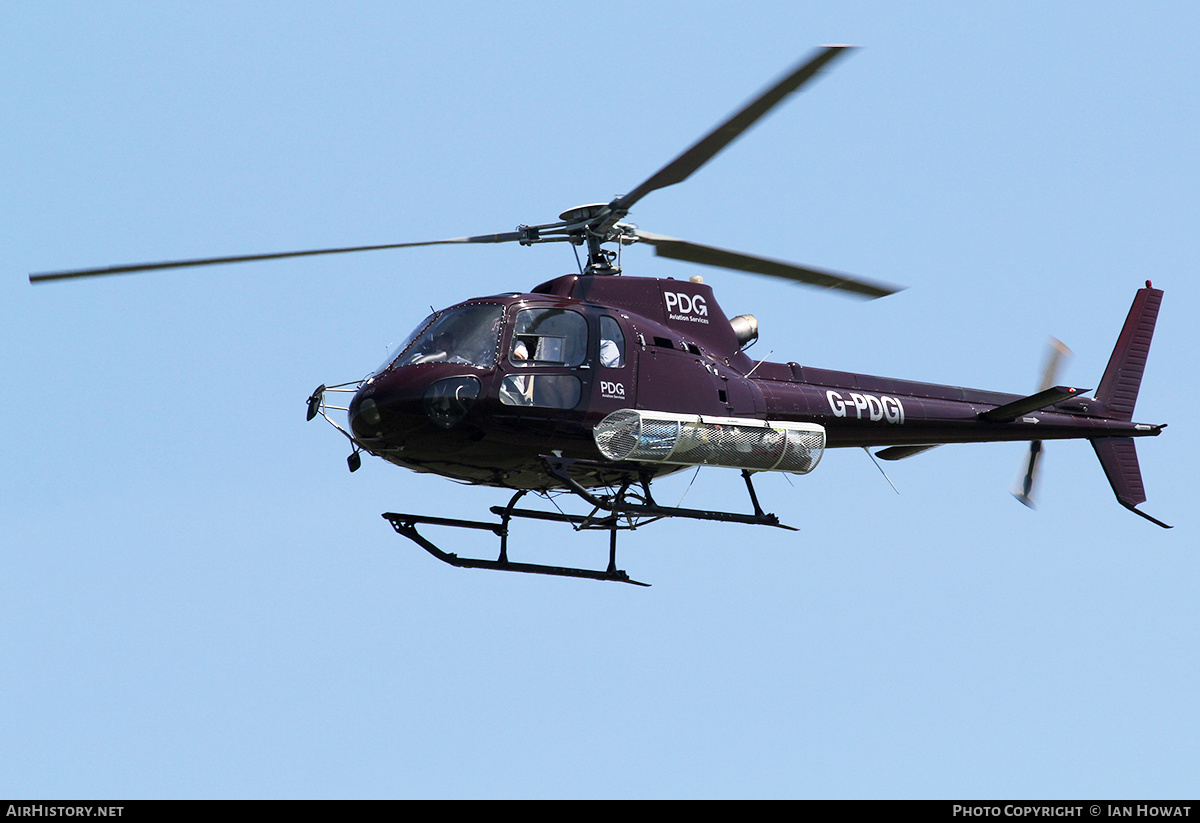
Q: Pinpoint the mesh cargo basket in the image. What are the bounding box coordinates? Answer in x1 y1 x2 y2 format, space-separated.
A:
594 409 825 474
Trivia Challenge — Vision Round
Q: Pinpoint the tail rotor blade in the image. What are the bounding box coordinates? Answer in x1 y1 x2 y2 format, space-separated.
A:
1038 336 1073 390
1013 439 1044 508
1012 337 1072 508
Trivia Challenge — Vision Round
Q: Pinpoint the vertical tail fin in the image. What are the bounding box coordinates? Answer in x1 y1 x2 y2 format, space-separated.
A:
1095 282 1163 421
1091 283 1168 528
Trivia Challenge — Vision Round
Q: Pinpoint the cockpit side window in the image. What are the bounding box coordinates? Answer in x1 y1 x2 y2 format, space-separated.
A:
599 316 626 368
498 374 581 408
509 308 587 367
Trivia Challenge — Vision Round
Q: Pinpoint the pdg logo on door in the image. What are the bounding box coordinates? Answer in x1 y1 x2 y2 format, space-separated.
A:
601 380 625 399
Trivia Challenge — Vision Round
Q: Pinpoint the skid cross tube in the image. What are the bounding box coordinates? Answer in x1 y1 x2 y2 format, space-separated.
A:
542 456 798 531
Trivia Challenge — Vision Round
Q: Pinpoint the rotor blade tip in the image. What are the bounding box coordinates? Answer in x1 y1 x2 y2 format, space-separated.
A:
1012 491 1037 510
873 284 907 299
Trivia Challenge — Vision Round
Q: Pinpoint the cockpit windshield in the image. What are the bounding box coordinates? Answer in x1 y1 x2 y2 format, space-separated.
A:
379 303 504 373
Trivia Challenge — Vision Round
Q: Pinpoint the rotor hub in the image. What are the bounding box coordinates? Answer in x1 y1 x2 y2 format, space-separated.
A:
558 203 612 223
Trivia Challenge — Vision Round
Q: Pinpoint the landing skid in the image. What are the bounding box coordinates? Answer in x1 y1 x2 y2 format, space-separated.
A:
383 457 796 586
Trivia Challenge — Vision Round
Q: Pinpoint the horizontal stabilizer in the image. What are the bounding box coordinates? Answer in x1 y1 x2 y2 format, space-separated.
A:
979 386 1088 422
1091 437 1171 528
875 444 942 461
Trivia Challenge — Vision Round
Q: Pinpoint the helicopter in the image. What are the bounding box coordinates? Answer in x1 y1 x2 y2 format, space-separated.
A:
30 46 1167 586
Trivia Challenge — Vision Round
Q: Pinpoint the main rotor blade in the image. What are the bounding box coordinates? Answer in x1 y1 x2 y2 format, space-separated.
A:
634 230 903 299
29 232 525 283
611 45 855 214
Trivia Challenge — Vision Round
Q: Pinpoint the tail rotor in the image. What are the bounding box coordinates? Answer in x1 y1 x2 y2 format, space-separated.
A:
1012 337 1072 508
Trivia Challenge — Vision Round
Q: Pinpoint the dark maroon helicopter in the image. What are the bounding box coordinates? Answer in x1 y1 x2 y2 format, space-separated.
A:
31 46 1167 585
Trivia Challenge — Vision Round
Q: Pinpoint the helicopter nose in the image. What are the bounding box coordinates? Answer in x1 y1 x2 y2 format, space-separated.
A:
349 370 483 442
347 392 384 443
349 372 422 442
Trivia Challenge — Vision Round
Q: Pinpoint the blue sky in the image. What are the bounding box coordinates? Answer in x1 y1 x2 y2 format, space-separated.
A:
4 2 1198 798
